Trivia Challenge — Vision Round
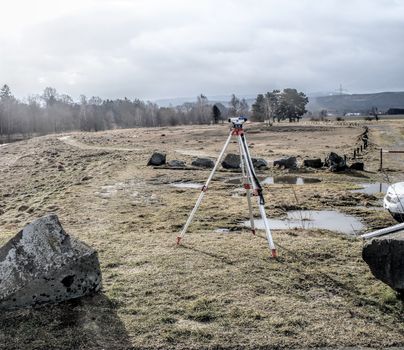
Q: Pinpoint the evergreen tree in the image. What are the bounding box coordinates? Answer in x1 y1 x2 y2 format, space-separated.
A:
252 94 266 121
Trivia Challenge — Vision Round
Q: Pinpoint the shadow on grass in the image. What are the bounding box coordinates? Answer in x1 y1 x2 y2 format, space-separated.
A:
272 239 404 331
179 244 236 266
0 292 132 350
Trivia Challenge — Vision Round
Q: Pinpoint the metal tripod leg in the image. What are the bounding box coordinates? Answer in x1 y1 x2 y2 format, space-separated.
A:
237 136 255 235
177 130 233 244
239 134 277 258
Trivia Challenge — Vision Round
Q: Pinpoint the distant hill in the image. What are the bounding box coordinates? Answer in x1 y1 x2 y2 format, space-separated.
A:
155 91 404 115
309 92 404 114
154 95 256 107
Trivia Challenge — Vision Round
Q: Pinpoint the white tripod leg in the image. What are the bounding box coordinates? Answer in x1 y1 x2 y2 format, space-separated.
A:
240 134 277 258
257 201 277 257
177 130 233 244
237 136 255 235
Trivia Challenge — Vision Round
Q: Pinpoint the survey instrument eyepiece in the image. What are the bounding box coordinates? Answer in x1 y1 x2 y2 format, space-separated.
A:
228 116 247 128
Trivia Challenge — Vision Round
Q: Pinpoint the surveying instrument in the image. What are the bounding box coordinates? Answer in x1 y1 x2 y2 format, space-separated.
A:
176 116 277 258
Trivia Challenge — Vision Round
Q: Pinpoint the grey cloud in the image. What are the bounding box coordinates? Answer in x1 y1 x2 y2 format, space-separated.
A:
1 0 403 100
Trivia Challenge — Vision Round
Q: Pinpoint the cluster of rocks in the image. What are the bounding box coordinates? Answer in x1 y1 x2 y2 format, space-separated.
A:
221 153 268 170
147 152 186 168
323 152 364 172
147 151 364 172
0 214 102 309
147 152 268 170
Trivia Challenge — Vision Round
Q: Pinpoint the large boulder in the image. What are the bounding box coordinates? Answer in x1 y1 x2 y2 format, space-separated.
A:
273 157 297 169
303 158 323 169
324 152 347 172
0 214 102 309
362 231 404 294
147 152 166 166
222 153 240 169
252 158 268 170
192 158 214 168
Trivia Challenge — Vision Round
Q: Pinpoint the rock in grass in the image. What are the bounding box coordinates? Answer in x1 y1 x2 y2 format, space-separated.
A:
252 158 268 170
221 153 240 169
147 152 166 166
168 160 185 168
273 157 297 169
0 214 102 309
362 231 404 294
350 162 364 171
303 158 323 169
192 158 214 168
324 152 347 172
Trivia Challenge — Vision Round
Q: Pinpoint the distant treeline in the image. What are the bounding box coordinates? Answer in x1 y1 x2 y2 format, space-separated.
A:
0 85 250 140
0 84 309 140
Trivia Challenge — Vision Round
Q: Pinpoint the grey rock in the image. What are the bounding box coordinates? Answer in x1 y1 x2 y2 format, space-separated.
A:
0 214 102 309
168 160 186 168
303 158 323 169
147 152 166 166
252 158 268 170
192 158 214 168
362 231 404 294
222 153 240 169
273 157 297 169
350 162 364 171
324 152 347 172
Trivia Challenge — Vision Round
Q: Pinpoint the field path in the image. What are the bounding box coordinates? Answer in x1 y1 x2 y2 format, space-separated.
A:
59 135 141 152
0 143 34 168
174 148 217 158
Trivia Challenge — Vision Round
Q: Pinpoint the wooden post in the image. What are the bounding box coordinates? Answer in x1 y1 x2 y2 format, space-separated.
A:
354 150 356 159
379 148 383 171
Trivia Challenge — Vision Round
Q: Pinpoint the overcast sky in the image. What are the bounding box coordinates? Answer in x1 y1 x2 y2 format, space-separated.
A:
1 0 404 101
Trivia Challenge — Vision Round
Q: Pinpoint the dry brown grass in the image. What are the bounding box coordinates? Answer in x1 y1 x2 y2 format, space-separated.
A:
1 121 404 349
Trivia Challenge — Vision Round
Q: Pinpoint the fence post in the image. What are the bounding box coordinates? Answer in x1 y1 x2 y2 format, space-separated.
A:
379 148 383 171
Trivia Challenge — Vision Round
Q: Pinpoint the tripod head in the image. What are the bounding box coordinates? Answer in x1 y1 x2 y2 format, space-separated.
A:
228 116 247 129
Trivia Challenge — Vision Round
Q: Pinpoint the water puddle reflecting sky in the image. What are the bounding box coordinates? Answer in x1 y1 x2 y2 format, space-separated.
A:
243 210 365 235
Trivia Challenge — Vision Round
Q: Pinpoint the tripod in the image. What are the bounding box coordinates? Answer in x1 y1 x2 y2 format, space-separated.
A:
176 117 277 258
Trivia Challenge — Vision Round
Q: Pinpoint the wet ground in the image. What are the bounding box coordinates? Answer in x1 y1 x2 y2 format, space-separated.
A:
170 182 204 189
351 183 389 195
243 210 365 235
226 175 322 185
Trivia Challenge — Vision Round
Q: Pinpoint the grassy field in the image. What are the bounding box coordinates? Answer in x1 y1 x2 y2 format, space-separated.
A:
1 120 404 349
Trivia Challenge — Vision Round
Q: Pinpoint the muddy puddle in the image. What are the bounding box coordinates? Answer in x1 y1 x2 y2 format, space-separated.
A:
215 228 231 233
226 176 321 185
243 210 365 235
351 183 388 195
170 182 203 189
